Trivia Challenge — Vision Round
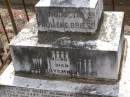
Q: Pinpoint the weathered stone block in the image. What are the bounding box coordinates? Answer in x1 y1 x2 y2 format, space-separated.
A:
10 12 124 81
0 83 118 97
35 0 103 33
0 64 119 97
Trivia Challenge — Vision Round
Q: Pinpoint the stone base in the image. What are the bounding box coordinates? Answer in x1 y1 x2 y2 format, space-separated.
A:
35 0 103 33
0 35 129 97
0 36 129 97
10 12 124 81
0 85 118 97
0 64 120 97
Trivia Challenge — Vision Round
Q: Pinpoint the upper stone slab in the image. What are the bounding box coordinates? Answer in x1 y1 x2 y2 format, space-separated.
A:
36 0 98 8
10 12 124 52
35 0 103 33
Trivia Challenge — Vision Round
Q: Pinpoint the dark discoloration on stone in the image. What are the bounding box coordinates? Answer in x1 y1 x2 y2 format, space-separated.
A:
10 46 119 79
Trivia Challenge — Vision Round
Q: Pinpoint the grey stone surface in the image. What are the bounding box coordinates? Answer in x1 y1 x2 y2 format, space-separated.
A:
0 37 130 97
35 0 103 33
10 12 124 81
0 63 119 97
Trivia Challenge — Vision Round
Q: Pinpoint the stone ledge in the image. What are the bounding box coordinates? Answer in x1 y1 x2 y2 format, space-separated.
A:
0 64 119 97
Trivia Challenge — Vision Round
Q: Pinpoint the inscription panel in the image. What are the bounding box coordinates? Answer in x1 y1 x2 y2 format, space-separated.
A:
35 0 103 33
3 87 75 97
11 46 118 80
0 86 114 97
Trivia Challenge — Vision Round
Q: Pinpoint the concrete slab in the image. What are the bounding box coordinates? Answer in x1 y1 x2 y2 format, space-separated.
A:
10 12 124 81
35 0 103 33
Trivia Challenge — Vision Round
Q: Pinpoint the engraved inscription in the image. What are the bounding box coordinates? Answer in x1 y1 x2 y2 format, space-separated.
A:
28 49 97 77
3 86 97 97
47 51 71 75
4 87 76 97
38 9 95 32
32 58 42 74
36 0 103 33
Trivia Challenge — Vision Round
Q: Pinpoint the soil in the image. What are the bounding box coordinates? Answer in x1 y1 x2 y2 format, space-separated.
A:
0 4 35 67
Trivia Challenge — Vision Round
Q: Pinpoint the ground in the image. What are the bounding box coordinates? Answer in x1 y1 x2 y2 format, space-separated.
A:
0 4 34 67
0 4 35 49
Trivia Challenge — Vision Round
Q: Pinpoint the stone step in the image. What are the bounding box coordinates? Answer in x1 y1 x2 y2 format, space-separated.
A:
0 36 128 97
0 63 120 97
10 12 124 81
35 0 103 34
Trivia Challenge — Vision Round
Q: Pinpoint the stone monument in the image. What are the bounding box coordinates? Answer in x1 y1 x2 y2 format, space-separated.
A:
10 11 124 81
0 0 126 97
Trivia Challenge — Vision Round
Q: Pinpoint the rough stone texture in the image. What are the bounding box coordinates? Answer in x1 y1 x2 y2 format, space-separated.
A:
9 12 124 81
0 63 120 97
0 35 129 97
35 0 103 33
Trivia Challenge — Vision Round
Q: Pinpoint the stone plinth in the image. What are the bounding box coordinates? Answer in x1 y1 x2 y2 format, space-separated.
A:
35 0 103 34
0 43 129 97
0 63 119 97
10 12 124 81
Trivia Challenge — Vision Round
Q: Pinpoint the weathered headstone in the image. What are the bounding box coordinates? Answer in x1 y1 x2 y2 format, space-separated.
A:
0 0 126 97
35 0 103 34
10 12 124 81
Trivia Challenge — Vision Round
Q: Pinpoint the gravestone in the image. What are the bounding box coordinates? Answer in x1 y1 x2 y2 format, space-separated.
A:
0 0 126 97
35 0 103 34
10 12 124 81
